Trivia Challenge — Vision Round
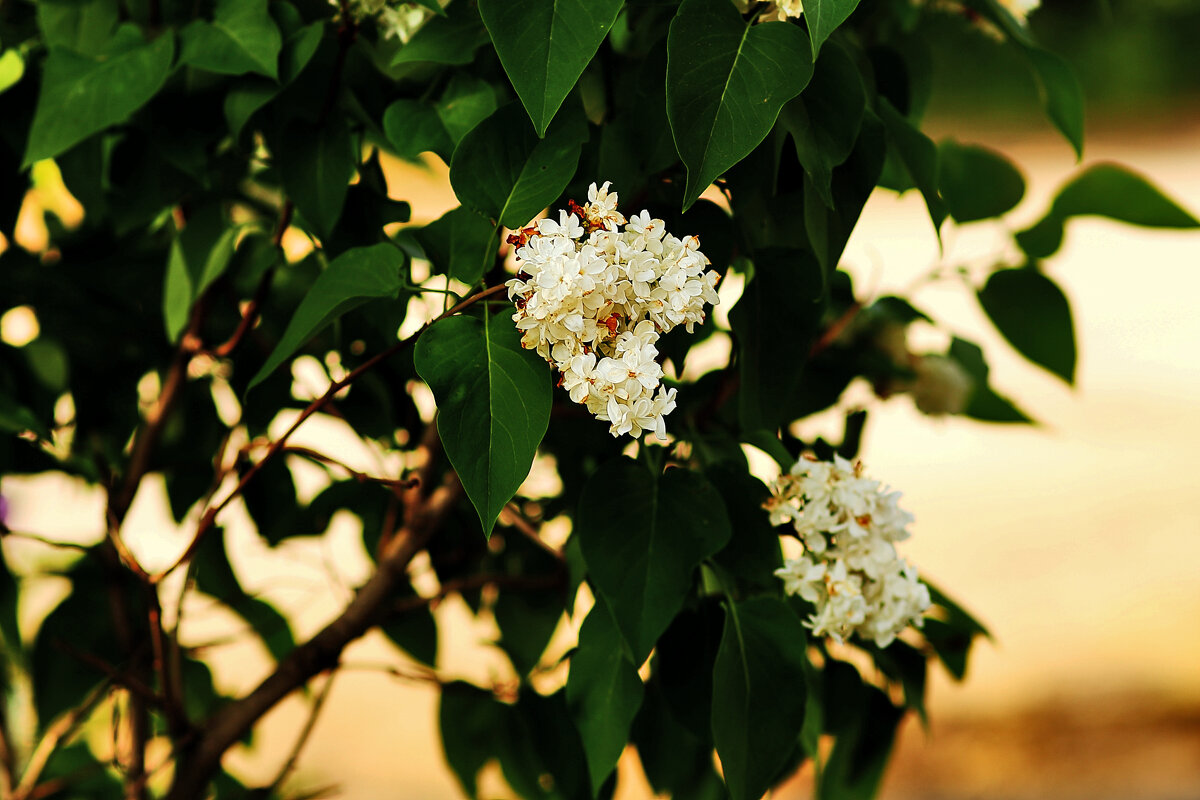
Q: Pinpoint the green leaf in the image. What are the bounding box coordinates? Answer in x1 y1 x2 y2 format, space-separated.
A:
23 27 175 167
801 0 863 59
818 663 904 800
977 267 1076 384
36 0 119 56
449 101 588 229
1024 46 1084 160
706 466 783 590
383 99 453 161
0 390 51 441
633 678 729 800
667 0 814 209
877 98 946 234
224 22 324 139
247 243 405 390
414 313 552 537
0 50 24 95
180 0 283 79
381 582 438 667
937 139 1025 223
272 116 356 239
947 337 1033 424
479 0 624 136
567 599 645 795
711 597 809 800
393 0 490 66
439 682 507 799
162 206 240 342
780 38 865 208
436 75 501 145
729 248 824 431
415 206 500 285
577 459 732 662
1016 163 1200 259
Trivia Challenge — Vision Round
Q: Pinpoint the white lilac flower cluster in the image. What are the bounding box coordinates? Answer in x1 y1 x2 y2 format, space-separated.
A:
506 182 721 440
335 0 431 43
732 0 804 21
768 455 931 647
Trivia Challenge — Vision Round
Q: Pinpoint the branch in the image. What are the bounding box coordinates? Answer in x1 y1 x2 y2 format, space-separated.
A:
12 684 109 800
150 283 507 585
260 671 337 796
499 503 563 563
162 476 462 800
392 571 565 616
212 200 292 358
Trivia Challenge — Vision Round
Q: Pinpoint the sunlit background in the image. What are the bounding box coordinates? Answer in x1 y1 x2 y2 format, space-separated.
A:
3 2 1199 798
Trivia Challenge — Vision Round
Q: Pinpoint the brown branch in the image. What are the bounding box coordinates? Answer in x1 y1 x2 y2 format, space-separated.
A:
53 642 162 709
150 283 507 585
281 445 420 492
809 301 863 359
499 503 563 563
212 201 291 358
162 476 462 800
12 684 109 800
146 588 188 741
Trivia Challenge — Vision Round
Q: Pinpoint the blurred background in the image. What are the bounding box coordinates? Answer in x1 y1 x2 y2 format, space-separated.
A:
3 0 1200 797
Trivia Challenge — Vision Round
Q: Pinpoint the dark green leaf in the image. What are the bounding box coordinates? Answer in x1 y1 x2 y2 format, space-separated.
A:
1024 46 1084 160
248 243 405 390
498 689 590 799
877 98 946 234
41 744 122 799
437 75 501 145
271 116 356 239
567 599 645 795
667 0 814 209
947 337 1033 424
393 0 491 66
938 139 1025 223
729 248 824 431
493 533 564 676
802 0 863 59
633 678 728 800
383 99 453 161
819 663 904 800
479 0 624 135
415 206 500 285
180 0 283 79
162 206 240 342
0 389 51 441
707 466 784 589
711 597 809 800
780 38 866 208
977 267 1076 384
382 582 438 667
193 529 296 661
577 459 731 662
439 681 507 799
36 0 119 56
224 22 324 139
414 313 552 537
449 101 588 229
1017 163 1200 259
23 26 175 166
868 639 927 722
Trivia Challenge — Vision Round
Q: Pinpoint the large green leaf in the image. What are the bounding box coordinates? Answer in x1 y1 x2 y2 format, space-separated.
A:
36 0 119 56
567 599 645 795
978 267 1076 384
818 662 904 800
937 139 1025 223
478 0 624 135
414 313 551 537
449 102 588 230
666 0 813 210
247 243 406 390
180 0 282 79
729 248 824 432
437 75 501 145
1016 163 1200 259
392 0 490 66
576 459 731 661
383 99 453 161
23 26 175 166
711 597 809 800
780 38 865 208
271 116 357 239
801 0 863 59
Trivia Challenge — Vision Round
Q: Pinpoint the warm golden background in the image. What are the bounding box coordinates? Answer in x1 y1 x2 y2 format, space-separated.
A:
4 7 1200 798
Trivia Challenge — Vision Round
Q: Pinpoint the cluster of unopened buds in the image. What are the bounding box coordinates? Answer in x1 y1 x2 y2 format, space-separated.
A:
506 182 721 439
768 455 931 647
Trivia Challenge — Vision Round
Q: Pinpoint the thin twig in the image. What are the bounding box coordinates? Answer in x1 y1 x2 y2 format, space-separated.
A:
12 684 109 800
262 671 337 795
150 284 506 586
809 301 863 359
282 445 420 492
212 201 292 358
499 503 563 562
